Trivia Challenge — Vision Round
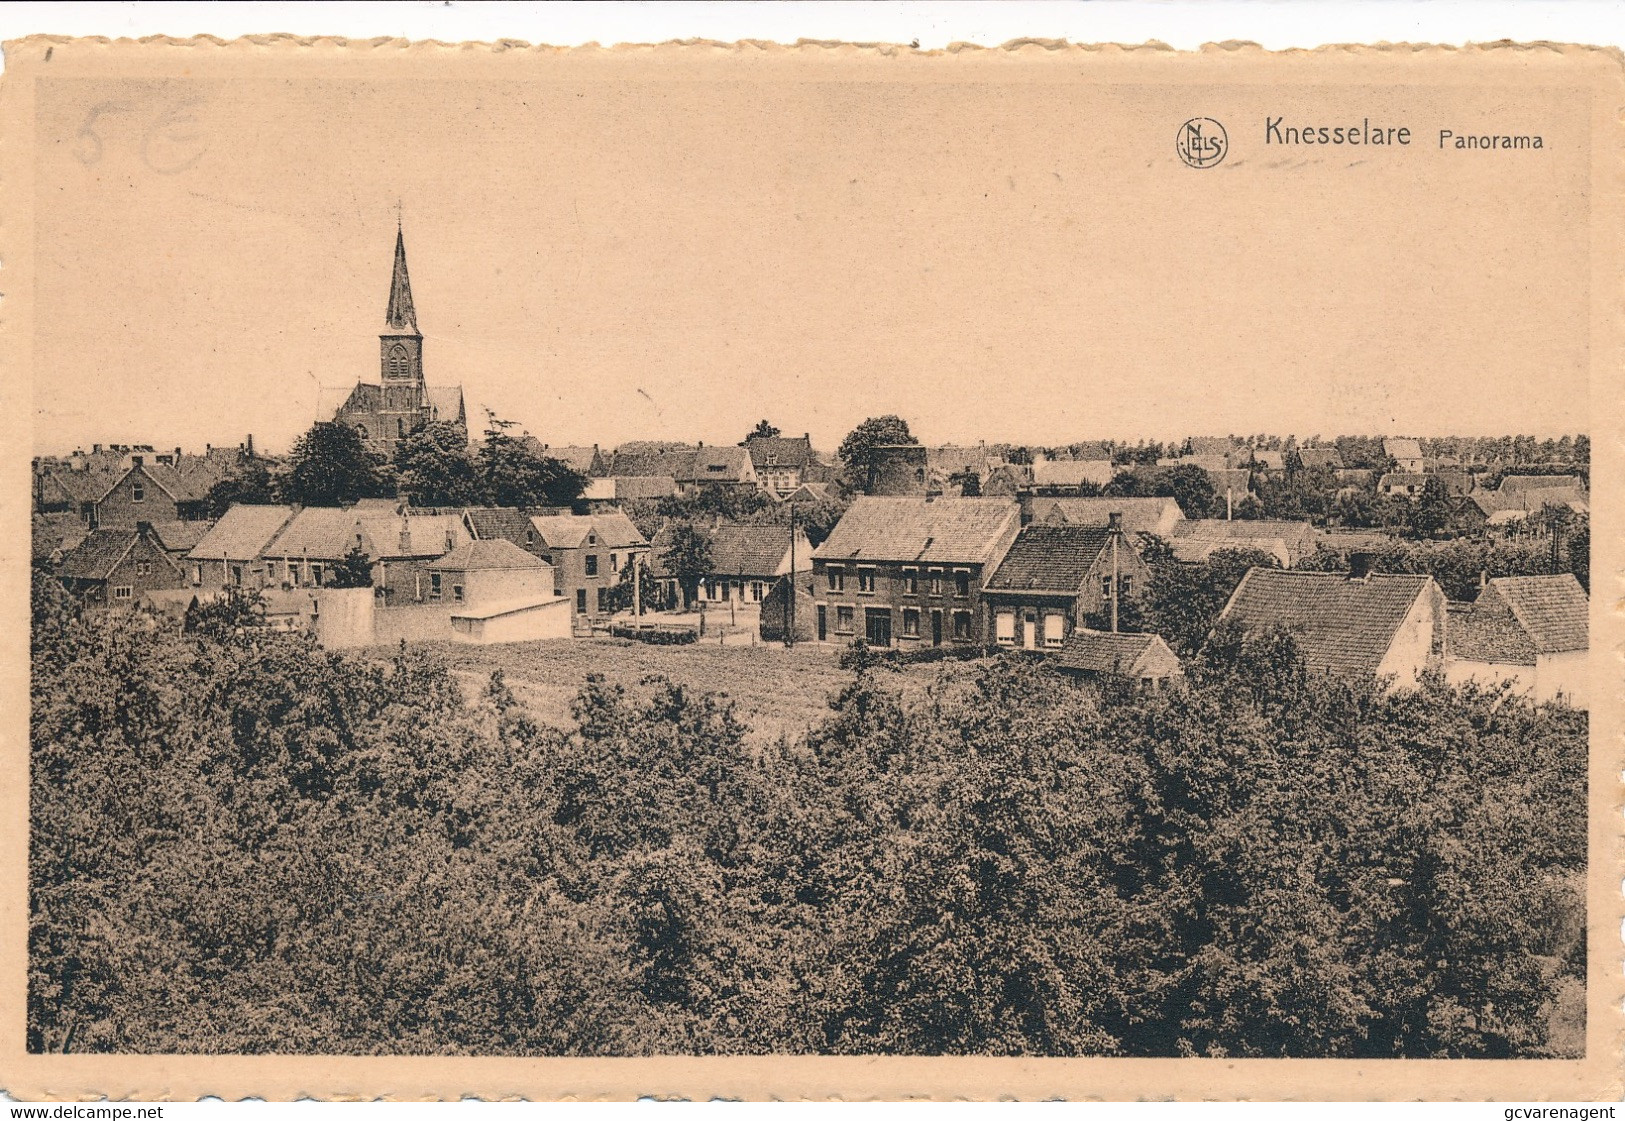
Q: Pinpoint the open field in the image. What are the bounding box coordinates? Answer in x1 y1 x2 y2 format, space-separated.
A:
382 636 868 744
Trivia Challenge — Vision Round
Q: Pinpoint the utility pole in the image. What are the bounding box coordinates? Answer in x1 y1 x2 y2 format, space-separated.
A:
785 502 797 648
632 550 642 619
1109 511 1121 634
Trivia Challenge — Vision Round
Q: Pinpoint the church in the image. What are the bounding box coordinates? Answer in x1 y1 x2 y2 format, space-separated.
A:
323 225 467 456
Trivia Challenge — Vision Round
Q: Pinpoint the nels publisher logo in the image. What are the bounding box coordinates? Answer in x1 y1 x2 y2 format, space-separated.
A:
1177 117 1228 168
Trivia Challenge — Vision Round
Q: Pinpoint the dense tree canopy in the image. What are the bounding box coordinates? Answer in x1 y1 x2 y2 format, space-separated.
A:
837 415 918 494
30 572 1586 1058
282 422 392 507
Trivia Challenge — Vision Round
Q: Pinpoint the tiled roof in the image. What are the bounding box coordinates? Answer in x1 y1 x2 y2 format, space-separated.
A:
1296 448 1343 469
1056 629 1180 678
148 520 211 553
1250 450 1286 470
745 435 815 470
1031 497 1183 535
32 512 87 561
1218 568 1435 676
1174 519 1315 562
926 445 991 476
609 443 698 478
590 508 649 550
1032 460 1115 488
783 482 833 504
1470 487 1589 518
262 507 367 560
815 497 1019 565
1384 437 1424 461
528 515 593 550
612 474 679 500
707 522 796 578
188 504 297 562
356 512 468 559
1483 574 1587 654
1447 603 1537 664
1206 468 1253 494
59 529 142 581
1187 437 1240 457
1379 472 1429 489
431 538 548 571
464 507 535 547
1499 474 1582 494
424 385 466 424
986 523 1113 592
689 445 754 483
520 439 602 476
1160 454 1231 472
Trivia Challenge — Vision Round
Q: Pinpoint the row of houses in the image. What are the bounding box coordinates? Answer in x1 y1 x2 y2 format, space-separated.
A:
800 495 1589 705
33 441 267 529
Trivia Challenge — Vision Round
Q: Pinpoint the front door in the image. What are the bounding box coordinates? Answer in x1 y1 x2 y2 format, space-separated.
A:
1022 609 1038 650
817 605 827 642
931 609 943 646
865 607 892 647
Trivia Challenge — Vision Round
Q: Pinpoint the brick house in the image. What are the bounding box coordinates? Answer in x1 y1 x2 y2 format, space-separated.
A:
252 507 469 604
744 434 817 498
58 524 186 607
187 504 299 589
523 510 651 627
982 519 1152 651
698 521 815 606
1215 565 1447 691
93 461 216 527
1055 630 1184 689
811 496 1021 647
1026 496 1185 538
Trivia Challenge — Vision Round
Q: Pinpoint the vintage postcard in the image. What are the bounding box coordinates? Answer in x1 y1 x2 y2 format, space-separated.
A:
1 36 1620 1101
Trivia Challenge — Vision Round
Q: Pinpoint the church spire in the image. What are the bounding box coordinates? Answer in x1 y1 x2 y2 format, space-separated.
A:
384 224 419 335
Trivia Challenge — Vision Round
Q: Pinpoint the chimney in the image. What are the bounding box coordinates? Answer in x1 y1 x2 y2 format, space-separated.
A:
1479 569 1488 591
1107 511 1123 533
399 517 412 555
136 520 152 535
130 455 143 466
175 446 182 460
92 443 103 455
1348 552 1374 581
246 434 255 458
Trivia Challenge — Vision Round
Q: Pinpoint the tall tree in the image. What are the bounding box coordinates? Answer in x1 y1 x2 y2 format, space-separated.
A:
394 421 481 508
201 460 277 518
283 421 390 507
747 420 781 441
661 522 714 608
837 415 918 494
476 414 587 509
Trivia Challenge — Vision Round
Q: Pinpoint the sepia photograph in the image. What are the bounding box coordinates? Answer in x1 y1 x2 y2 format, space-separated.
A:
2 27 1620 1103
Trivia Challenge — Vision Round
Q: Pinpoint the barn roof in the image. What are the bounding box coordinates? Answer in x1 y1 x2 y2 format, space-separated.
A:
708 522 796 577
986 523 1113 593
188 504 298 562
1482 574 1588 654
1055 629 1181 678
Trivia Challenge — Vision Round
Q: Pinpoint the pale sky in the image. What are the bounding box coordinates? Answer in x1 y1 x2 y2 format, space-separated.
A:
28 55 1593 457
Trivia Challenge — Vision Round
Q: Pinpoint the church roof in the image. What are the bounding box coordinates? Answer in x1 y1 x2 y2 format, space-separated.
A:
383 226 419 335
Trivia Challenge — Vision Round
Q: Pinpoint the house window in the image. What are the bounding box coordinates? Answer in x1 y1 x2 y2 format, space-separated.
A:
902 567 919 595
453 584 464 603
429 572 442 601
857 568 876 594
610 552 620 572
585 554 599 577
131 483 145 503
952 610 973 641
1044 613 1067 648
310 563 325 587
827 566 845 592
835 605 854 633
928 569 943 596
750 581 764 602
135 560 152 578
113 585 133 601
995 610 1016 646
1120 575 1134 598
954 570 971 598
287 562 300 586
597 587 608 613
526 529 536 545
902 608 920 637
1101 575 1113 602
190 564 201 586
231 564 244 587
265 559 278 583
576 588 588 614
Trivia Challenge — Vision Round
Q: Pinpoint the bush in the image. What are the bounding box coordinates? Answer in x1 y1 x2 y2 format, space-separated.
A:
609 622 699 645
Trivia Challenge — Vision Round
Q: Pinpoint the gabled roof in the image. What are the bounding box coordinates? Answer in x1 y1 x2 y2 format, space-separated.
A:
589 508 650 550
528 515 593 550
60 528 180 582
1384 437 1424 461
1031 497 1184 536
925 445 991 476
1470 487 1589 518
1296 448 1343 470
1379 472 1429 489
1481 574 1588 654
1218 568 1437 676
424 385 466 424
986 523 1114 593
1160 454 1231 472
463 507 535 546
148 520 211 553
1447 602 1538 665
519 439 602 476
31 513 86 562
783 481 833 504
814 497 1019 566
1032 459 1115 488
356 512 469 559
688 445 754 483
707 522 799 577
745 435 815 470
1187 436 1241 457
611 474 680 500
188 504 298 562
1249 450 1286 470
261 507 368 560
1056 629 1182 678
1499 474 1582 494
609 442 699 478
431 538 549 572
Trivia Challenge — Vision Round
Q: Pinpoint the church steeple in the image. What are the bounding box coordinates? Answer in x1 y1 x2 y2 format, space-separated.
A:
379 222 424 394
384 224 419 335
